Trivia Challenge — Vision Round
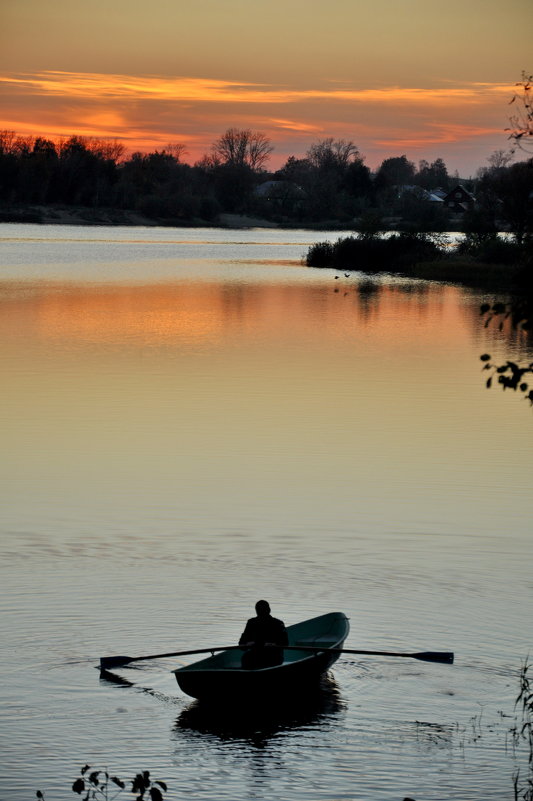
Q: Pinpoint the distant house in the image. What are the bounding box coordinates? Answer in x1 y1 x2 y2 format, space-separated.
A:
443 185 475 212
427 191 445 203
254 180 306 213
397 185 444 203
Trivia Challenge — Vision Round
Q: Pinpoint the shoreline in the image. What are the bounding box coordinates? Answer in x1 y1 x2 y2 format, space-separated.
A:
0 203 473 232
0 204 353 230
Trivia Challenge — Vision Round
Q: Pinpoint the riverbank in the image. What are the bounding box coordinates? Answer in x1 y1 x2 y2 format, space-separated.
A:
0 203 477 233
0 204 356 230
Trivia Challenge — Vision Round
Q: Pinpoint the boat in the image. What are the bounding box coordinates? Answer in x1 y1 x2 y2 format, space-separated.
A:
173 611 349 700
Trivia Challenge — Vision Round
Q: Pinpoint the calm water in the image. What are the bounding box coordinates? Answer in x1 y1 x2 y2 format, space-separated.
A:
0 224 531 801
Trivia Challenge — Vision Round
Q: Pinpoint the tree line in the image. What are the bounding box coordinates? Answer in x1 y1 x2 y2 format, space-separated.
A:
0 127 531 231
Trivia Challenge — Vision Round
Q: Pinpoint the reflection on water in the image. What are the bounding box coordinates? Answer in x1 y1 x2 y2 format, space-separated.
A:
0 277 523 355
175 675 345 748
99 669 136 688
413 720 455 752
0 225 532 801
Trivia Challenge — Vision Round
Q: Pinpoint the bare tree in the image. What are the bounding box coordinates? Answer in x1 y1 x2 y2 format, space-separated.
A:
306 138 360 170
163 143 188 162
55 135 126 163
246 131 274 171
212 128 273 170
506 71 533 153
90 139 126 162
0 130 17 154
194 152 221 169
486 149 514 170
12 135 35 156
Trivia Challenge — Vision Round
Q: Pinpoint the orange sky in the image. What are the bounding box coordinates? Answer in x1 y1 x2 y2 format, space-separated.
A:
0 0 531 173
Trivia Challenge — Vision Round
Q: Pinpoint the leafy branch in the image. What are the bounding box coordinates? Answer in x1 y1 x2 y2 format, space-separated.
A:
507 72 533 154
480 301 533 406
37 766 168 801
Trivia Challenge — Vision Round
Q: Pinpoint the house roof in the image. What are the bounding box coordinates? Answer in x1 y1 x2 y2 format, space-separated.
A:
444 184 476 202
254 180 306 198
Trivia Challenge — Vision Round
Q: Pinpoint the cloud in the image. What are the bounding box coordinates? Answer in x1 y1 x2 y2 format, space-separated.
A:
0 69 515 171
270 119 323 134
375 123 499 148
0 70 513 106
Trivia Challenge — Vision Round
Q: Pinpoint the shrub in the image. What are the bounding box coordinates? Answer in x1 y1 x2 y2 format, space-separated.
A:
458 234 524 265
306 233 442 272
306 241 335 267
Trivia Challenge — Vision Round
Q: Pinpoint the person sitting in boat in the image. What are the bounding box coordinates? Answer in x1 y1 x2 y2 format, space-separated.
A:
239 600 289 669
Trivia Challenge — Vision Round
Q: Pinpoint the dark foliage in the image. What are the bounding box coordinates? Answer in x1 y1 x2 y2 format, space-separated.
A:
507 72 533 154
37 765 168 801
1 124 531 231
475 158 533 245
374 155 416 190
306 233 442 272
479 271 533 406
0 130 456 226
458 235 524 265
415 158 449 191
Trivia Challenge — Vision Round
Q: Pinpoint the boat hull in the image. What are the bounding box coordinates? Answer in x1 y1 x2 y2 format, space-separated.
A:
174 612 349 701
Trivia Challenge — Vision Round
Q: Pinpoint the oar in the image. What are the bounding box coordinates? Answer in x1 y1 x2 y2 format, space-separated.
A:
291 646 454 664
100 647 242 671
100 645 453 671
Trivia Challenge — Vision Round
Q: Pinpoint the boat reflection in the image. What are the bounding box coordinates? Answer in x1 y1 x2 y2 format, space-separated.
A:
174 674 345 748
99 668 135 688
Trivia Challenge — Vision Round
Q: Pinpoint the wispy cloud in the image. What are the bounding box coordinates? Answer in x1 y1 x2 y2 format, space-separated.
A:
375 123 499 148
0 70 514 171
0 70 513 105
270 118 323 133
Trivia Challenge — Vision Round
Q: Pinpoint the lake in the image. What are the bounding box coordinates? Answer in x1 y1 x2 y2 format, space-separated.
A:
0 223 531 801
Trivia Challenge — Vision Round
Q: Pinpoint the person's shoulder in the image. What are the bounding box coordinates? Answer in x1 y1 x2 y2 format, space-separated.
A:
271 617 286 626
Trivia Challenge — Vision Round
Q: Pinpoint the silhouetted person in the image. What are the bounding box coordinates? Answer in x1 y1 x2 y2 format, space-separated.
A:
239 600 288 669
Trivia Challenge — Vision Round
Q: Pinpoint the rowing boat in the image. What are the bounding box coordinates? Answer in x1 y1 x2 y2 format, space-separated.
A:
173 611 349 700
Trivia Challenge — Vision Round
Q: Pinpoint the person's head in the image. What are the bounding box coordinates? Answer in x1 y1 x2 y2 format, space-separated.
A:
255 600 271 617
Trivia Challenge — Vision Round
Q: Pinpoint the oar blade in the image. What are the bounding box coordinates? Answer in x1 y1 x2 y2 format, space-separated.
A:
415 651 454 664
99 655 134 670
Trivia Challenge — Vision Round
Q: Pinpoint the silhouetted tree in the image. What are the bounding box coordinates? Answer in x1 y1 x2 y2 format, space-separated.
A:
486 149 514 170
495 160 533 245
375 155 416 189
277 156 312 183
54 136 119 206
342 158 373 208
18 137 58 203
416 157 449 190
306 138 360 170
212 128 273 171
163 142 188 162
293 138 370 220
210 163 256 213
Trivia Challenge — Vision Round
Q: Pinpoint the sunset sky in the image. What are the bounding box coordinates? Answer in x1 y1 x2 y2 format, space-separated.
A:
1 0 530 173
